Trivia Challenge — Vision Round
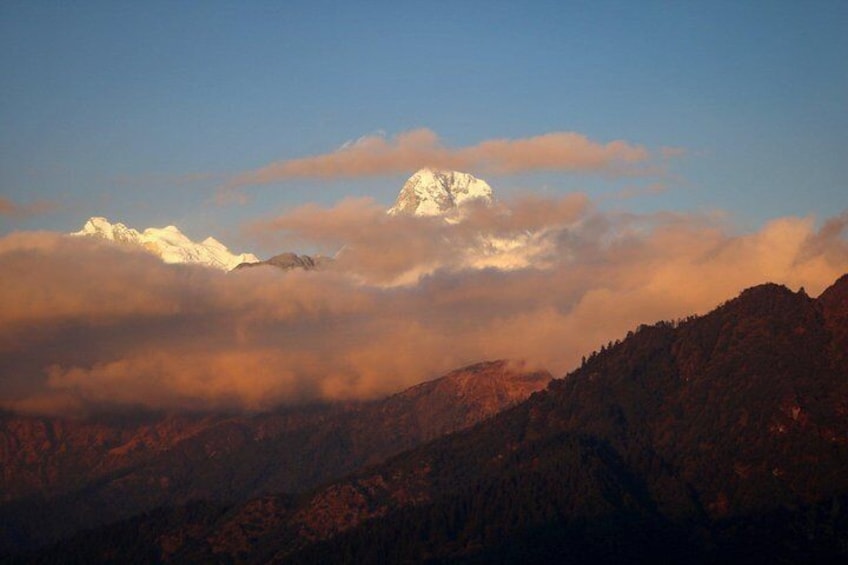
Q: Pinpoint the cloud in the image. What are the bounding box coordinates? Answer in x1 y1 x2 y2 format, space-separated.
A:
1 202 847 416
797 210 848 266
246 193 591 284
0 196 57 219
226 129 654 188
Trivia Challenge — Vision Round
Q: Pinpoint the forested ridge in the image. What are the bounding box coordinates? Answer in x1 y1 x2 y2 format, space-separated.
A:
16 275 848 564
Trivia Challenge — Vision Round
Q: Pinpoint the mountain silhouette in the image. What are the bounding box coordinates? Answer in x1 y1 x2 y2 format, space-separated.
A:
14 275 848 563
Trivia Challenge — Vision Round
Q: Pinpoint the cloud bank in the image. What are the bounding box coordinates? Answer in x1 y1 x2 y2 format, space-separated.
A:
227 129 654 188
1 202 846 416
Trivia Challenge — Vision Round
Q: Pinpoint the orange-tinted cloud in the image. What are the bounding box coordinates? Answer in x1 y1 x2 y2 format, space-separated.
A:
1 202 846 416
226 129 653 188
0 196 57 219
611 182 668 200
247 193 591 284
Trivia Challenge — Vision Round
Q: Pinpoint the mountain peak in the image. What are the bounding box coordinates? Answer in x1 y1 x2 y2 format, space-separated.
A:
819 273 848 310
71 216 259 271
818 273 848 362
387 168 494 217
74 216 141 243
233 252 327 272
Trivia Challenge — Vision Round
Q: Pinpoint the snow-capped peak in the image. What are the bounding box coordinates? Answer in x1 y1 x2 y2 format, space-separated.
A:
388 168 494 217
72 217 259 271
76 216 142 243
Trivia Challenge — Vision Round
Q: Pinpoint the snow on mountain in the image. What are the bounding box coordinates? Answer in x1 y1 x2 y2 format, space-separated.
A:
72 217 259 271
71 169 561 281
376 169 564 285
388 168 493 217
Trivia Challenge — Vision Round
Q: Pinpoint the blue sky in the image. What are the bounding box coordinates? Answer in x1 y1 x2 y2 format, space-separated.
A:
2 0 846 253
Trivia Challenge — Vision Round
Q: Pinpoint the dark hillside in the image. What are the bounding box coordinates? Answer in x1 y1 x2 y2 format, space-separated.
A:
20 275 848 563
269 276 848 563
0 361 548 554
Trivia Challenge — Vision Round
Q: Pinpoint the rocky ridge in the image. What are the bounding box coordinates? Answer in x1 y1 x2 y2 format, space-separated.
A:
233 252 329 272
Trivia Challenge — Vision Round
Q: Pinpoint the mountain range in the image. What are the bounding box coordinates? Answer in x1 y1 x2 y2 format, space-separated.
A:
72 217 259 271
0 361 550 554
11 273 848 563
21 175 848 562
71 168 502 273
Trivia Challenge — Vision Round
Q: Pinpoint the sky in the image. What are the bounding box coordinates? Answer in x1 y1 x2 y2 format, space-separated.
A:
1 1 847 415
2 1 846 245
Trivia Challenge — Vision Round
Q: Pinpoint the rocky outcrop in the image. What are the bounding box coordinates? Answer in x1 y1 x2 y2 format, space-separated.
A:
233 252 329 272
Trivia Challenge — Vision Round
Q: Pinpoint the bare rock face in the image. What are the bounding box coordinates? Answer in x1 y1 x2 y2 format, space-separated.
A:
387 168 494 217
233 252 329 272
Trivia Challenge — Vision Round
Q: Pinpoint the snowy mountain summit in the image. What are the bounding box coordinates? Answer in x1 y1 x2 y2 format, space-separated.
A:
72 217 259 271
388 168 493 217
